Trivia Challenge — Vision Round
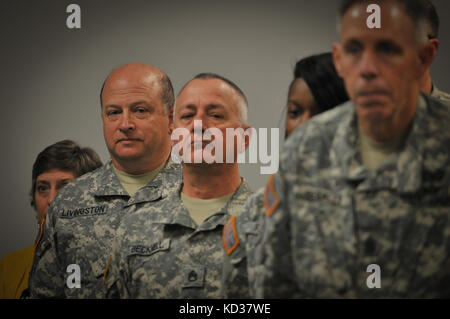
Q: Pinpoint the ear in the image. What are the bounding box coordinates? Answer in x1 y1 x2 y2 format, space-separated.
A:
429 38 440 52
417 41 435 78
240 125 253 153
168 107 174 135
332 42 344 78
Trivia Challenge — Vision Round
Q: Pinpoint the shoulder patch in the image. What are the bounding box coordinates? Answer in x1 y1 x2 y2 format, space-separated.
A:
34 216 46 248
264 175 280 217
222 215 239 255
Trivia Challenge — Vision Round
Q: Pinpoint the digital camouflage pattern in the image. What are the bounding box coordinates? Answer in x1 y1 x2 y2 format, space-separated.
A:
431 86 450 106
104 179 252 298
28 159 181 298
255 94 450 298
222 188 267 298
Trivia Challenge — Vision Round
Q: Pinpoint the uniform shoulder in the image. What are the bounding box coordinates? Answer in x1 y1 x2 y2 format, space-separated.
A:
284 101 353 149
47 163 110 209
235 188 264 223
431 87 450 106
425 94 450 122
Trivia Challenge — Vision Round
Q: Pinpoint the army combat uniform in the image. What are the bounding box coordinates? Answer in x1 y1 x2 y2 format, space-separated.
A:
431 86 450 106
104 179 252 298
28 159 181 298
222 189 267 298
251 94 450 298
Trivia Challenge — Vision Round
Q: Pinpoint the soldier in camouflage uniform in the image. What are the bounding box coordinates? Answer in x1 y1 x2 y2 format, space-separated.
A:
105 73 253 298
29 63 181 298
229 0 450 298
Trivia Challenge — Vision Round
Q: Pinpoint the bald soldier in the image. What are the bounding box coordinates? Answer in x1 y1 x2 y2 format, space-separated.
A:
29 63 181 298
228 0 450 298
104 73 252 298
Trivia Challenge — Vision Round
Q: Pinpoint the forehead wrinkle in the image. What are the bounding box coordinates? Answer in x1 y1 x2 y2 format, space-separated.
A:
177 79 242 119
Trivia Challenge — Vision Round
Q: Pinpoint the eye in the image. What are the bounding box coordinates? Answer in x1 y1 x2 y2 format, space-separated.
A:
180 113 194 119
211 113 224 119
136 107 147 113
106 109 121 117
377 41 402 55
344 41 362 55
36 185 49 193
287 104 304 119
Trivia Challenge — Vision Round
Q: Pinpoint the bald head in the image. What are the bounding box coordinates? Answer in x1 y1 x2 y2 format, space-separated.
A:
100 63 174 114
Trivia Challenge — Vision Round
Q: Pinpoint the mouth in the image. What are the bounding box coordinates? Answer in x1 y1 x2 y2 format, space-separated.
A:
116 138 142 144
355 89 391 107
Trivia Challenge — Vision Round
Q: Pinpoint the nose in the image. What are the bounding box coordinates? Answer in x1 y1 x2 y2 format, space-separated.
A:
359 49 379 81
189 113 208 134
119 110 136 133
48 188 58 206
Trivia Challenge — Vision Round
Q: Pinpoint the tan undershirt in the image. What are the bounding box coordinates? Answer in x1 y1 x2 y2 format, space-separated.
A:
181 192 234 226
358 95 424 172
113 163 165 196
358 125 406 173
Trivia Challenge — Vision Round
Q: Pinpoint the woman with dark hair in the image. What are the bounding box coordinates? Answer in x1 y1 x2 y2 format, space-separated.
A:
0 140 102 298
286 52 349 137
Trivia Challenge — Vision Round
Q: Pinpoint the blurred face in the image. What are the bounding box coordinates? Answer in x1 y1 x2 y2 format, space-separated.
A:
333 1 431 141
174 78 250 164
102 65 171 171
285 78 318 137
34 169 75 221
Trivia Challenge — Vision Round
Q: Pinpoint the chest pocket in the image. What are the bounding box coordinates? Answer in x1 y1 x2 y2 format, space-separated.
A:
290 183 356 296
126 238 171 274
128 238 171 257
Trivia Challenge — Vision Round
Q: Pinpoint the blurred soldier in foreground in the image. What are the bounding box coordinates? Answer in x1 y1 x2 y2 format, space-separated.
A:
105 73 252 298
29 63 180 298
239 0 449 298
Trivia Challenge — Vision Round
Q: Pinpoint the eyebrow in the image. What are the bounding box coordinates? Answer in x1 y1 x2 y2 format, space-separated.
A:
178 103 226 111
130 101 151 108
206 104 226 111
36 178 72 184
343 38 363 46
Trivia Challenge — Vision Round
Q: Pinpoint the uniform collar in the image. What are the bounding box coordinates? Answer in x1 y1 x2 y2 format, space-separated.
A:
330 95 428 193
93 158 182 201
150 178 251 231
92 161 128 197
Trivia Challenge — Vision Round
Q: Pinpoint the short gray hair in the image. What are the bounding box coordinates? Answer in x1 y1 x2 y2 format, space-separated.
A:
336 0 428 45
177 73 248 124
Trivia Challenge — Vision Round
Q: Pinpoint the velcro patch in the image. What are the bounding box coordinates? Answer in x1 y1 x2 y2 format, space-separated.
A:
59 205 108 219
222 215 239 255
264 175 280 217
129 238 170 256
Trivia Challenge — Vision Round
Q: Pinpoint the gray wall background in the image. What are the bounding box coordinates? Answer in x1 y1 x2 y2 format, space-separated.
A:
1 0 449 258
